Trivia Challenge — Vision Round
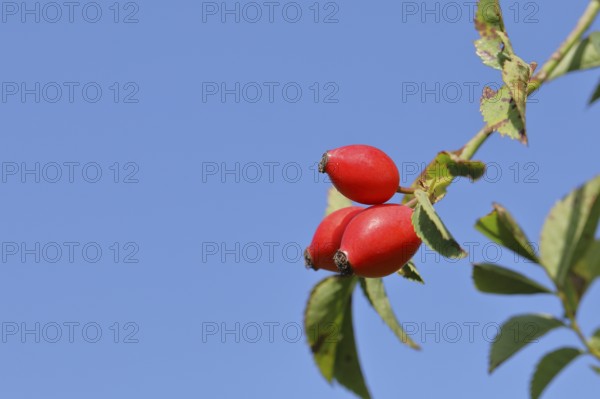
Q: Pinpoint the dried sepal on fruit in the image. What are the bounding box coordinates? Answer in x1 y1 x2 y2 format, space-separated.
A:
305 206 364 272
335 204 421 278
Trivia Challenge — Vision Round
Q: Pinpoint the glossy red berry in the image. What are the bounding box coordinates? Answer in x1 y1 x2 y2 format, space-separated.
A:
319 145 400 205
305 206 364 272
334 204 421 278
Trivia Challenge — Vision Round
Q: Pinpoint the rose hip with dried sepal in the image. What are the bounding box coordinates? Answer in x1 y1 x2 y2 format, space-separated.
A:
334 204 421 278
304 206 364 272
319 145 400 205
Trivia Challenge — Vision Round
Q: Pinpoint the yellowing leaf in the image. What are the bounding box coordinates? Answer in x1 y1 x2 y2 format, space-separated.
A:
325 187 352 216
501 56 533 138
480 85 527 143
474 0 510 69
403 152 485 204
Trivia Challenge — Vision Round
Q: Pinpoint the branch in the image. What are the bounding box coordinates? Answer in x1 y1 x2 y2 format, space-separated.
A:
529 0 600 91
570 318 600 361
557 291 600 362
457 0 600 162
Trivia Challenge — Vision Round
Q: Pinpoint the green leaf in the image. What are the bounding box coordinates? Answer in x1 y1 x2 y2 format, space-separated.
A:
489 314 564 373
591 365 600 375
530 347 582 399
573 241 600 282
589 79 600 105
548 32 600 80
332 296 371 399
566 241 600 313
475 203 539 263
325 187 352 217
359 278 420 350
589 329 600 353
473 263 552 295
562 274 588 317
474 0 510 69
540 175 600 287
444 153 486 181
402 151 485 205
397 261 425 284
304 275 357 381
412 190 467 259
480 85 527 143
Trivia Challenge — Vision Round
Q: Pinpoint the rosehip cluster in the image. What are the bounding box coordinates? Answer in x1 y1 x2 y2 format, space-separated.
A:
305 145 422 278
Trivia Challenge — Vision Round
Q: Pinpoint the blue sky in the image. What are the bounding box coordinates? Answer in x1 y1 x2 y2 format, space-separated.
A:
0 1 599 398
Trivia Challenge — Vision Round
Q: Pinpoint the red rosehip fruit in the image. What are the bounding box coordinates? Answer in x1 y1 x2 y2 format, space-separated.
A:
319 145 400 205
334 204 421 278
305 206 365 272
